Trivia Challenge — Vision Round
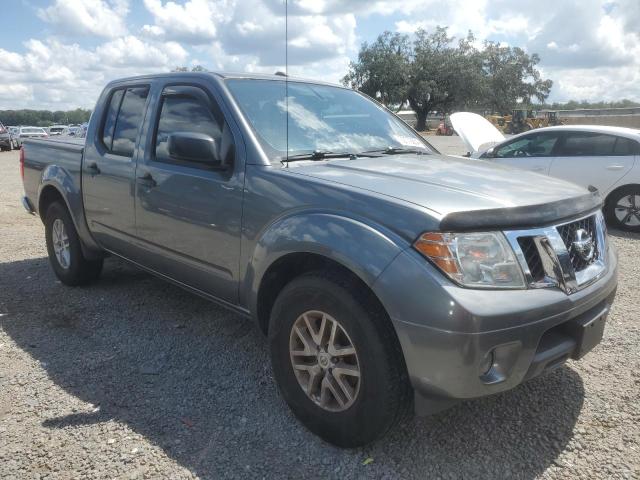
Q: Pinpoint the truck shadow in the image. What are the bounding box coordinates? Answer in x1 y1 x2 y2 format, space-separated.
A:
0 256 584 479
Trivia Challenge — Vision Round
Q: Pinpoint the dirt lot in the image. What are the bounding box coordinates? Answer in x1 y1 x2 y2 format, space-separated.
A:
1 146 639 479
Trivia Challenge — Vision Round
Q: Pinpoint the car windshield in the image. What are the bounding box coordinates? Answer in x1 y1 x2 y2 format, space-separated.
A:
22 128 45 134
225 79 433 162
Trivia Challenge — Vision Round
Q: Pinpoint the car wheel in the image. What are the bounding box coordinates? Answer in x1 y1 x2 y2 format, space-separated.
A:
605 186 640 232
269 271 411 447
45 201 104 285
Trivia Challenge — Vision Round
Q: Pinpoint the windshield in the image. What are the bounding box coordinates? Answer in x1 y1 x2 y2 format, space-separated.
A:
226 79 433 161
22 128 45 134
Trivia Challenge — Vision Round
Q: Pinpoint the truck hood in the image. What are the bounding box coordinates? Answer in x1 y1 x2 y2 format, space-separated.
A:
288 154 599 227
450 112 505 154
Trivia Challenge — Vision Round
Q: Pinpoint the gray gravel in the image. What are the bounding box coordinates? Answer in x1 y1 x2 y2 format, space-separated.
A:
1 146 639 479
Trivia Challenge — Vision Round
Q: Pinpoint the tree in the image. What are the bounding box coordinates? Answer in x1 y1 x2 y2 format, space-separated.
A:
407 28 484 130
344 28 553 130
171 65 208 72
342 31 410 109
481 42 552 114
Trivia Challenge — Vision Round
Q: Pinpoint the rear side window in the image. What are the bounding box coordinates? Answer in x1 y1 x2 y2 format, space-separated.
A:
613 137 639 155
102 89 124 149
558 132 617 156
112 87 149 156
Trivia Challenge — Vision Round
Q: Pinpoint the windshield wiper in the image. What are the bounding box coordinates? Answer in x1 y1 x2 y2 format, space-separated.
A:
281 150 378 164
361 146 427 155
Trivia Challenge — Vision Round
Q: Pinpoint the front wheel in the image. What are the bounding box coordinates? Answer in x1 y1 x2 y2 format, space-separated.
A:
268 272 411 447
605 186 640 232
45 201 103 285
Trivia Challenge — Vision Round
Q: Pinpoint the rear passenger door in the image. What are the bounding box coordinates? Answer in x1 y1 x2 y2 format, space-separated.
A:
83 85 149 253
549 132 636 194
134 82 243 303
490 131 561 174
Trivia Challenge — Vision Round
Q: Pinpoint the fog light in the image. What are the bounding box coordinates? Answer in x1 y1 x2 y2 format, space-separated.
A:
480 350 495 376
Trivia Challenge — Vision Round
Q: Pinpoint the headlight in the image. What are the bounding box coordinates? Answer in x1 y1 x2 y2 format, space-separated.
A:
413 231 525 289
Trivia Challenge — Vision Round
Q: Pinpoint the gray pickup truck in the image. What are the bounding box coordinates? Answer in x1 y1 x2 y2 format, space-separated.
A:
21 72 618 447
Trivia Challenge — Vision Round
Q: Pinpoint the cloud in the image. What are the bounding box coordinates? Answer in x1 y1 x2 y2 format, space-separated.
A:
38 0 130 38
2 0 640 109
141 0 231 44
0 35 190 109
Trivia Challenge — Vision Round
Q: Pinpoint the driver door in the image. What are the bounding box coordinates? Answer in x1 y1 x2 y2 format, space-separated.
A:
491 131 561 175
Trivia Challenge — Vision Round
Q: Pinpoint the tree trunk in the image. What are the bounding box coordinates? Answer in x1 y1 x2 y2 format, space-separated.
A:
415 109 428 131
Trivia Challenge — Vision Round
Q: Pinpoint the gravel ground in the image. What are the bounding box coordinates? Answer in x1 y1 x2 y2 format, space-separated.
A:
1 145 639 479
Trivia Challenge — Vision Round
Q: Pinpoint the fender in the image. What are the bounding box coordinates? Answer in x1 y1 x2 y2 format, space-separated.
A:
38 165 103 258
244 211 409 316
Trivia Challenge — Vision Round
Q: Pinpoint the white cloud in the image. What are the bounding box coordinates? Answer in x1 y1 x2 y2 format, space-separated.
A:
38 0 130 38
141 0 231 44
2 0 640 109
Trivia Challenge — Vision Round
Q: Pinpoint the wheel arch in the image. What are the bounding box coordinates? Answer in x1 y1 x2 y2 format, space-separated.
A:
247 213 408 335
604 183 640 209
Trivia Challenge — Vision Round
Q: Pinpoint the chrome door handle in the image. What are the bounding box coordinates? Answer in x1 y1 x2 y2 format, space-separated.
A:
531 166 545 172
606 165 625 171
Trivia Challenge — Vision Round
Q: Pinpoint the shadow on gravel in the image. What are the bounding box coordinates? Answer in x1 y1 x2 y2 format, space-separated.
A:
0 256 584 479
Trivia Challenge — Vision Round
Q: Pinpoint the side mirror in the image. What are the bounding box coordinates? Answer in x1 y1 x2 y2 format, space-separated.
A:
482 147 496 158
167 132 223 168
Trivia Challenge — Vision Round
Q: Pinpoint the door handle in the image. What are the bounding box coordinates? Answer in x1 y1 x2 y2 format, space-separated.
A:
87 162 101 175
606 165 625 171
137 172 157 188
531 166 545 172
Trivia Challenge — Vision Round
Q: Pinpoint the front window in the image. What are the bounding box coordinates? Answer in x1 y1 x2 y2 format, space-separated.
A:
226 79 433 162
494 132 560 158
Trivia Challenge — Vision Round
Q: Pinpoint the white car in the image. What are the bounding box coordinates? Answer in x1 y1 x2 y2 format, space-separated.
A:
47 125 67 136
15 126 49 147
451 112 640 232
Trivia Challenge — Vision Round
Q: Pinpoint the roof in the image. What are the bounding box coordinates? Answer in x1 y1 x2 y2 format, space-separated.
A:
532 124 640 137
105 71 342 88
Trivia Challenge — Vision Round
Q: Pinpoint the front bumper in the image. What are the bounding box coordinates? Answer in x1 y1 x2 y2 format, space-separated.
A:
373 245 618 413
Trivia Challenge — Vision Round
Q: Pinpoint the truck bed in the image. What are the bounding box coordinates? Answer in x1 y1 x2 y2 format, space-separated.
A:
22 137 85 217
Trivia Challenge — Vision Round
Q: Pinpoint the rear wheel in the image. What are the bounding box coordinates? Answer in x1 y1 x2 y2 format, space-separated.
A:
45 201 103 285
269 271 411 447
605 186 640 232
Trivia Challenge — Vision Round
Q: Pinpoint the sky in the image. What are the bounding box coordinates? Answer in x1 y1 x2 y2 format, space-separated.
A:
0 0 639 110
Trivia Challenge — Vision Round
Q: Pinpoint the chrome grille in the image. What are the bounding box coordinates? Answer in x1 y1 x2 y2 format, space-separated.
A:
557 215 599 272
517 237 544 282
504 211 607 294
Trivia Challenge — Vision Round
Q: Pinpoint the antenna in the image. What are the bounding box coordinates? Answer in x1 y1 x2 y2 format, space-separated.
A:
285 0 289 166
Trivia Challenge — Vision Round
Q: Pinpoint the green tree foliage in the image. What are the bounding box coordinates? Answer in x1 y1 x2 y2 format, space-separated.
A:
0 108 91 127
482 41 552 114
343 28 553 130
171 65 208 72
342 31 411 109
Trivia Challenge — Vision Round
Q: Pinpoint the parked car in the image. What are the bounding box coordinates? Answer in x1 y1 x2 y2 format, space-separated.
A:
61 126 80 136
8 126 20 149
47 125 68 136
0 122 12 151
15 126 48 147
20 72 618 447
451 112 640 232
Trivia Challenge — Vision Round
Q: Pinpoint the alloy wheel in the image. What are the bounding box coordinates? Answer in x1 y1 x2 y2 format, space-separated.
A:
614 194 640 227
52 218 71 269
289 310 361 412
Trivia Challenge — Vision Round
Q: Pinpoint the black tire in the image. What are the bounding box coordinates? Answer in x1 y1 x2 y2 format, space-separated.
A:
605 185 640 232
45 201 103 285
269 271 411 447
